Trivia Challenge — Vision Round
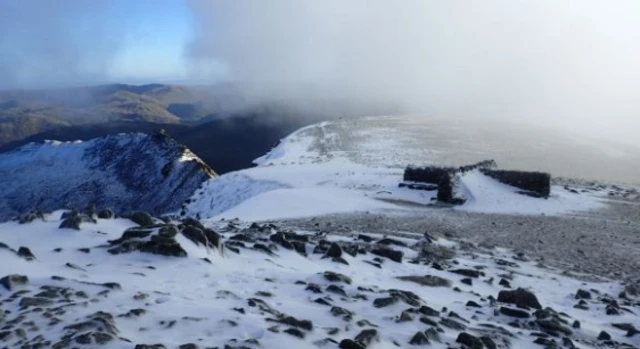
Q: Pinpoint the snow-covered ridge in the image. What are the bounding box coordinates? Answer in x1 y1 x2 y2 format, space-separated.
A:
183 117 607 222
0 131 216 222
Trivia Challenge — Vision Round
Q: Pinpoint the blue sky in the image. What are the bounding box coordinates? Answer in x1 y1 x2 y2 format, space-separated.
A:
106 0 195 82
0 0 639 145
0 0 200 88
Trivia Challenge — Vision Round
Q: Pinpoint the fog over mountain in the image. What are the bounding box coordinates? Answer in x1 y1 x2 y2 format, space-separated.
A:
187 1 640 146
1 1 639 147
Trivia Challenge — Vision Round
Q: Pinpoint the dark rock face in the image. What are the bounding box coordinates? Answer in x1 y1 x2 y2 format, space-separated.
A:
181 225 221 250
371 247 403 263
17 246 36 261
323 271 352 284
396 275 451 287
97 208 115 219
107 225 188 257
500 306 530 318
0 132 216 222
497 288 542 310
17 210 45 224
409 331 430 345
456 332 484 349
575 289 592 299
0 274 29 291
129 211 155 227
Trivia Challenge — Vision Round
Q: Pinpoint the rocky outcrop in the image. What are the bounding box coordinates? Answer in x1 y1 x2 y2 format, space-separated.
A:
0 131 216 222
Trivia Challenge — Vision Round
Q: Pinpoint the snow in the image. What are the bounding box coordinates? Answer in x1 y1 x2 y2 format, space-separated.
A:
1 214 636 348
185 117 606 222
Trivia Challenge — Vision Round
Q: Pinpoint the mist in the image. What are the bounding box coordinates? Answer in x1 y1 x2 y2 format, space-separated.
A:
187 0 640 146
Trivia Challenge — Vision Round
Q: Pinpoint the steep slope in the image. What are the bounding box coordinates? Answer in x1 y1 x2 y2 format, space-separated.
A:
0 131 216 221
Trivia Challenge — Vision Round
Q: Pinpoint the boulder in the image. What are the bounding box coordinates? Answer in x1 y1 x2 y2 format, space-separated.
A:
0 274 29 291
497 288 542 310
129 211 155 227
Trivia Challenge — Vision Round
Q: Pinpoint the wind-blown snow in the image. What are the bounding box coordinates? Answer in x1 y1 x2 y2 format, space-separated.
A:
184 116 605 222
0 214 636 348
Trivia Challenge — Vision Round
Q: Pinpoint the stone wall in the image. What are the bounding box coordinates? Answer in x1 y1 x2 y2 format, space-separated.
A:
480 169 551 198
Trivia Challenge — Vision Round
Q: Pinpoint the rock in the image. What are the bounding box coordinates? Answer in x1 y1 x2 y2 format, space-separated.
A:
425 328 441 342
326 285 347 296
19 297 53 308
325 243 343 258
284 328 305 338
130 211 155 226
398 311 414 322
182 217 205 230
536 319 572 336
500 306 530 318
456 332 484 349
178 344 198 349
572 320 581 329
270 315 313 331
612 323 636 332
499 278 511 288
461 278 473 286
373 297 397 308
419 316 438 327
480 336 497 349
97 208 115 219
323 271 352 284
305 283 323 293
466 301 481 308
331 306 354 318
17 247 36 261
377 238 407 247
73 332 114 345
418 305 440 317
135 345 167 349
371 247 403 263
439 318 466 330
598 331 611 340
450 268 481 278
354 329 379 347
409 331 430 345
339 339 365 349
497 288 542 310
357 234 374 242
396 275 451 287
18 210 45 224
59 216 82 230
0 274 29 291
575 289 592 300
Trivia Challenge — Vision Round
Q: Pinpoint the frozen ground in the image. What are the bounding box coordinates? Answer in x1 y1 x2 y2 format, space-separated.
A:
1 212 638 348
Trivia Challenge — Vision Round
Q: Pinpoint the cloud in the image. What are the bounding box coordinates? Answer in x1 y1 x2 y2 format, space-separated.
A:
186 0 640 145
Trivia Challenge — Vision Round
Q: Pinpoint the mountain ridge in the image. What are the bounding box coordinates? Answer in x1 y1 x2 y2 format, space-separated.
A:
0 130 216 222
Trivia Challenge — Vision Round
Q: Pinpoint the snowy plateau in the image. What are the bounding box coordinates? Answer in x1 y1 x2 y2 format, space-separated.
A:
1 115 639 349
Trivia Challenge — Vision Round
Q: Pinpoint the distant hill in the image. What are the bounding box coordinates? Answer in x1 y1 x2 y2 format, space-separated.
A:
0 103 343 174
0 83 242 146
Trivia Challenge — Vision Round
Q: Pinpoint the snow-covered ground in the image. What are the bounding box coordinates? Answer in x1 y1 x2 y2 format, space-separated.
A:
1 212 638 348
184 117 610 222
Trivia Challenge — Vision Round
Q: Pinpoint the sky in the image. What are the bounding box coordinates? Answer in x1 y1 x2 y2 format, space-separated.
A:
0 0 639 145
